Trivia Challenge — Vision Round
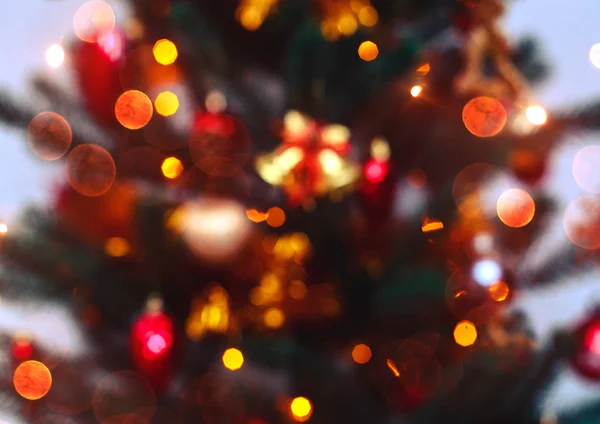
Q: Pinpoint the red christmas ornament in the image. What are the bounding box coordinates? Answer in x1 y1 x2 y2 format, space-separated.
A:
73 33 123 126
12 333 33 362
131 296 174 390
573 311 600 381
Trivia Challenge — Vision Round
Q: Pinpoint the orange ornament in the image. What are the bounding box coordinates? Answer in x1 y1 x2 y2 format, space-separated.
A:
496 188 535 228
65 144 116 197
462 96 507 138
14 360 52 400
115 90 153 130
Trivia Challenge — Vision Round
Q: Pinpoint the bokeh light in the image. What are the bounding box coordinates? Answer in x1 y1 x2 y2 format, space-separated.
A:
370 137 390 161
115 90 153 130
290 396 312 422
45 44 65 68
264 307 285 328
573 145 600 193
488 280 509 302
289 280 308 299
564 195 600 250
352 344 372 364
590 43 600 69
358 6 378 26
365 159 388 183
27 112 72 161
153 39 178 65
206 90 228 114
454 320 477 347
525 105 547 126
73 0 115 43
222 348 244 371
266 207 286 228
462 96 507 138
496 188 535 228
0 223 7 234
154 91 179 116
453 163 497 217
472 259 502 287
104 237 131 257
161 156 183 179
65 144 116 197
358 41 378 62
410 85 423 97
14 361 52 400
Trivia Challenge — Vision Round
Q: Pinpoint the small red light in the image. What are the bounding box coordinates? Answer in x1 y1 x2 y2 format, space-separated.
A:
146 333 167 354
584 323 600 354
365 160 388 183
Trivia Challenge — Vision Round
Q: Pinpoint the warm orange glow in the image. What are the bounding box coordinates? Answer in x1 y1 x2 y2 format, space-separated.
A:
489 280 510 302
422 218 444 233
45 44 65 68
496 188 535 228
0 223 7 234
115 90 153 130
410 85 423 97
264 308 285 329
238 7 263 30
222 348 244 371
104 237 131 257
154 91 179 116
152 39 178 65
73 0 115 43
525 105 547 126
27 112 72 161
462 96 507 138
13 360 52 400
267 207 286 228
352 344 372 364
454 320 477 347
386 358 400 377
358 6 378 26
246 208 268 223
417 63 431 75
454 290 467 299
290 396 312 422
66 144 116 197
358 41 379 62
161 157 183 179
407 168 427 189
289 280 308 299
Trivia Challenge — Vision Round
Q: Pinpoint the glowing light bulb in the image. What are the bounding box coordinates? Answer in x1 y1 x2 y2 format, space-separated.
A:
472 259 502 287
153 39 178 65
45 44 65 68
358 41 378 62
454 320 477 347
290 396 312 422
525 105 547 126
365 159 387 183
222 348 244 371
410 85 423 97
146 334 167 354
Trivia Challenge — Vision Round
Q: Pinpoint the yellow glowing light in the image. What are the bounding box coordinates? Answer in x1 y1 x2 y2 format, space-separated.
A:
154 91 179 117
260 273 282 296
275 147 304 172
222 348 244 371
525 105 547 126
489 280 510 302
410 85 423 97
246 208 268 223
115 90 153 130
338 13 358 36
13 360 52 400
496 188 535 228
454 320 477 347
319 149 343 174
161 156 183 179
284 110 310 137
45 44 65 68
289 280 308 299
358 41 378 62
386 358 400 377
321 125 350 147
153 39 178 65
266 207 286 228
264 307 285 329
0 223 7 234
352 344 372 364
290 397 312 422
358 6 378 27
421 218 444 233
239 7 264 30
104 237 131 257
370 137 390 161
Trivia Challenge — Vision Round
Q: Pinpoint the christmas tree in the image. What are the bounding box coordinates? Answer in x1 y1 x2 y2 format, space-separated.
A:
2 0 600 423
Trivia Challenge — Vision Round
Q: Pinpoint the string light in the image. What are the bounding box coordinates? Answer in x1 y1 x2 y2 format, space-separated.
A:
454 320 477 347
161 157 183 179
154 91 179 116
358 41 378 62
45 44 65 68
525 105 547 126
352 344 372 364
472 259 502 287
153 39 178 65
290 396 312 422
104 237 131 257
222 348 244 371
410 85 423 97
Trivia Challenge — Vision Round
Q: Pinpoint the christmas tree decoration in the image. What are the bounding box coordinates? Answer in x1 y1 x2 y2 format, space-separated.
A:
152 39 178 65
256 110 359 206
410 85 423 97
290 396 312 422
358 41 379 62
496 188 535 228
352 343 372 364
454 320 478 347
525 105 548 126
27 112 72 161
236 0 279 31
13 360 52 401
462 96 507 138
65 144 116 197
161 156 184 179
222 348 244 371
453 0 527 100
186 285 231 341
115 90 153 130
154 91 179 117
73 0 116 43
318 0 378 40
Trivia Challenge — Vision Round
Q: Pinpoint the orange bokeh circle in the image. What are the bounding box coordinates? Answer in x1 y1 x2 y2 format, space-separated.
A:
14 360 52 400
66 144 116 197
115 90 153 130
564 195 600 249
27 112 72 161
462 96 507 138
496 188 535 228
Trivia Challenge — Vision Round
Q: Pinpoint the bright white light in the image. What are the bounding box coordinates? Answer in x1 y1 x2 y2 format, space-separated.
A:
472 259 502 287
410 85 423 97
45 44 65 68
590 43 600 69
472 232 494 255
525 105 547 126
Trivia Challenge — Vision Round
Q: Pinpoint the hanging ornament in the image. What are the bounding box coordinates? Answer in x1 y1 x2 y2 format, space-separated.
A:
317 0 379 40
186 285 231 341
256 110 359 206
453 0 527 101
131 295 174 390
